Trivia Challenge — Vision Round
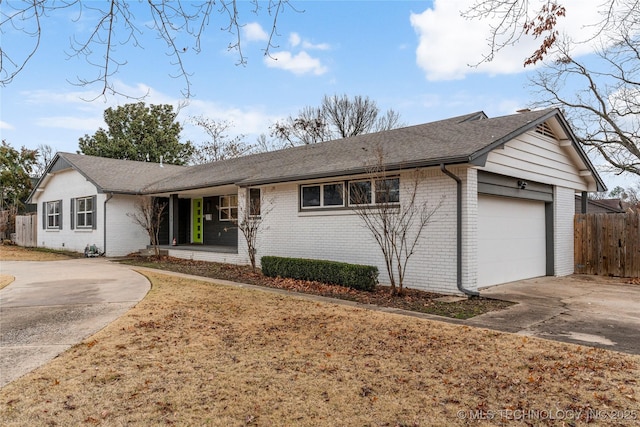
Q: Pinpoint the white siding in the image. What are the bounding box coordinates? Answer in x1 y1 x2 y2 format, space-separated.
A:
554 186 575 276
482 129 591 191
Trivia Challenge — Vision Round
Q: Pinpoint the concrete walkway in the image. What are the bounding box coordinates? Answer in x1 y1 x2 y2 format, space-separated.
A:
0 258 150 387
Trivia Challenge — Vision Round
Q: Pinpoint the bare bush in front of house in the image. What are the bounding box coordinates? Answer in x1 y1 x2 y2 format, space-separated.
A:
351 149 443 296
128 196 167 256
235 191 272 272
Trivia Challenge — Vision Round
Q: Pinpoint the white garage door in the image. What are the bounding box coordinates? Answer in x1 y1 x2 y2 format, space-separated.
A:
478 195 547 288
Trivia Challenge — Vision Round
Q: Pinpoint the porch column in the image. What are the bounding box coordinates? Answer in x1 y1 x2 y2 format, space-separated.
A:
169 194 179 244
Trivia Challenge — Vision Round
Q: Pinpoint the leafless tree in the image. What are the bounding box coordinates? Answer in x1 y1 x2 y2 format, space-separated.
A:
127 196 167 256
351 149 442 296
271 94 403 147
463 1 640 176
529 34 640 177
1 1 297 99
462 0 638 66
271 106 329 146
32 144 55 178
189 116 253 164
233 190 272 272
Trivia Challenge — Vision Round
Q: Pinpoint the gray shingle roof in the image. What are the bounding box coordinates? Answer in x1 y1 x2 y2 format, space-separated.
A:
145 108 562 192
50 152 186 193
32 108 605 197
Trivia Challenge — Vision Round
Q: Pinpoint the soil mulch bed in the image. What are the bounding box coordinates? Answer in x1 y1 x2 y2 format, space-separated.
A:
121 255 514 319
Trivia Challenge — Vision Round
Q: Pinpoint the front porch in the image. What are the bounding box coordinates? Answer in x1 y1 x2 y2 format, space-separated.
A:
156 189 240 249
158 244 238 254
156 243 247 266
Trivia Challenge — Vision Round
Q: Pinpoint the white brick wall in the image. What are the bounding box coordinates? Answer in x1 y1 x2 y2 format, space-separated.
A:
460 167 478 293
32 169 151 257
104 195 153 257
250 167 462 294
554 185 575 276
32 170 104 255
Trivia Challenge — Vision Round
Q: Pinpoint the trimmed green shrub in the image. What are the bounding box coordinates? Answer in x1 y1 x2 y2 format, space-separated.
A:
261 256 378 291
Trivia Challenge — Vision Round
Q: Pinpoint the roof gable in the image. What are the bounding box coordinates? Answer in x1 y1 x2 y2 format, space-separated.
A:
29 153 186 201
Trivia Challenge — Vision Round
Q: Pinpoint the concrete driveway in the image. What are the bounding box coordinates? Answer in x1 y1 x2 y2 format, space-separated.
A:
466 275 640 355
0 258 149 387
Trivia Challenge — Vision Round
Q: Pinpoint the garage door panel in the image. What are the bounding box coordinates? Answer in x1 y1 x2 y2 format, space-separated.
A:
478 195 547 288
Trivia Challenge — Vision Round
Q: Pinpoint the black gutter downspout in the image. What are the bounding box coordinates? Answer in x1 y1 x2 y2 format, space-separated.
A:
103 193 114 255
440 164 480 298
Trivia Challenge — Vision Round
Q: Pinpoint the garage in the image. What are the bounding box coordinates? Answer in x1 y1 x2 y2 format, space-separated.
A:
478 194 548 288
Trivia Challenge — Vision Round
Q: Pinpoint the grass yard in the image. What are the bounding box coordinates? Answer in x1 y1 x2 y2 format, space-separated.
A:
0 244 81 261
1 271 638 426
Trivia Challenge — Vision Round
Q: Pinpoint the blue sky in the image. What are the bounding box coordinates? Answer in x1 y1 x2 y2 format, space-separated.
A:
0 0 636 189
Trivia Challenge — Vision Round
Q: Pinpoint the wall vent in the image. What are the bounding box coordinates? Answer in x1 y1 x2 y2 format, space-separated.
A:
535 122 557 139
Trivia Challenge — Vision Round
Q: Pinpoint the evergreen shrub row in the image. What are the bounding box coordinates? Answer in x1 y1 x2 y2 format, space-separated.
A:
261 256 378 291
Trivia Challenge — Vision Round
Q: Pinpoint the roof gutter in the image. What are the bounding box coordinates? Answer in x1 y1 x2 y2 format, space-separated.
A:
440 164 479 298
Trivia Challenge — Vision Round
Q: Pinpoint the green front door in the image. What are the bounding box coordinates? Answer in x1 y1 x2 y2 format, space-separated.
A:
192 198 203 243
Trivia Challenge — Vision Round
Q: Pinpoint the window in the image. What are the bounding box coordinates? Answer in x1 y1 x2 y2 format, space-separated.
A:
375 178 400 204
323 183 344 206
46 200 61 229
301 182 344 209
248 188 261 217
349 177 399 206
302 185 321 207
348 180 372 205
219 195 238 221
75 196 94 228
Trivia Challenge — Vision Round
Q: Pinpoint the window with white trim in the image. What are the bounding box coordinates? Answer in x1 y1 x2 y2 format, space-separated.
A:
46 200 61 229
301 182 345 209
75 196 94 228
219 195 238 221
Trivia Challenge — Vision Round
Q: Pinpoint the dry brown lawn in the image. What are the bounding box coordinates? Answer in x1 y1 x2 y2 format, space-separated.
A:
1 271 639 426
0 274 14 290
0 244 77 261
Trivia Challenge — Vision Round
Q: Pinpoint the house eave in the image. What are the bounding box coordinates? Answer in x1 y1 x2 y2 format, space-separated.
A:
236 157 472 187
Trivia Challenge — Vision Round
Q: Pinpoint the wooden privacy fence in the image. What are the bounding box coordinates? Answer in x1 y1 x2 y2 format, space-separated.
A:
575 213 640 277
15 214 37 247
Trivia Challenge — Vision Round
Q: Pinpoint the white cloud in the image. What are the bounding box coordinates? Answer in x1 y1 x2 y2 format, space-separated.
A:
289 32 301 47
180 98 279 138
0 120 15 130
264 51 328 75
302 40 330 51
288 32 329 51
410 0 606 81
243 22 269 42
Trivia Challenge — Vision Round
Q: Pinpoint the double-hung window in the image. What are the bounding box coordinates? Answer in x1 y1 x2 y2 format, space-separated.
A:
219 195 238 221
301 182 345 209
75 196 94 228
46 200 61 229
